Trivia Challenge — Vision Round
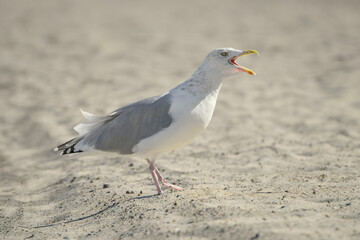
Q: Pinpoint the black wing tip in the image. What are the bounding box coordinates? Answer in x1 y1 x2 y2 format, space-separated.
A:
55 138 76 150
54 137 84 155
61 146 84 155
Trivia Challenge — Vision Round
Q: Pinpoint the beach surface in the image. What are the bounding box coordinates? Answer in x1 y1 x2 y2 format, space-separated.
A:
0 0 359 239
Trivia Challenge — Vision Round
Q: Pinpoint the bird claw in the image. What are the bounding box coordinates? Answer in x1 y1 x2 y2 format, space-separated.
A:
148 159 183 194
162 181 183 191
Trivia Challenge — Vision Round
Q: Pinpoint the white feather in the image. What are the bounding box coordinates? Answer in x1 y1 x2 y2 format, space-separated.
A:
80 109 104 121
74 109 111 137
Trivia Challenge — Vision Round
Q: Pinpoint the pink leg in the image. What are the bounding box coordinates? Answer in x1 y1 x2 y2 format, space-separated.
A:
148 160 163 194
146 159 183 192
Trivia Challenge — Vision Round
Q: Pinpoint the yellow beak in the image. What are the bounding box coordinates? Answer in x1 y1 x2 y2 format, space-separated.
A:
232 50 259 75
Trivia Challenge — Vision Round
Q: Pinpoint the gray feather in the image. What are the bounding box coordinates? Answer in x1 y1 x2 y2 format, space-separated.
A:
80 93 173 154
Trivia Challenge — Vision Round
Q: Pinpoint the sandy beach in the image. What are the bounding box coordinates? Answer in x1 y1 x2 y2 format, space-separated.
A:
0 0 359 239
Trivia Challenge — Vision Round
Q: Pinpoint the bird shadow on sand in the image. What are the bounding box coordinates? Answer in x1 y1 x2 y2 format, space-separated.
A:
30 194 160 229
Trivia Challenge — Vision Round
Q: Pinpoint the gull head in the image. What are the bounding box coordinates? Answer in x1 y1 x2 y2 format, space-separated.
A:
203 48 259 78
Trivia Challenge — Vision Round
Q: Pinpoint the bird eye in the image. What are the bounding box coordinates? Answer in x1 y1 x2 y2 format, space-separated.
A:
220 52 228 57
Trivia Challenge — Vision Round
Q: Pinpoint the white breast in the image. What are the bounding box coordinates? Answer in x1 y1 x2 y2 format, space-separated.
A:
132 88 220 157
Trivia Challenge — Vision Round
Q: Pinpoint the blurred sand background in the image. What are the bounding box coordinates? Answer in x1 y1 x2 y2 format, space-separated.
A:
0 0 360 239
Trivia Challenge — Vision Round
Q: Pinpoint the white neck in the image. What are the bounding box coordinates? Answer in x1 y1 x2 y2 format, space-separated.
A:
170 63 224 98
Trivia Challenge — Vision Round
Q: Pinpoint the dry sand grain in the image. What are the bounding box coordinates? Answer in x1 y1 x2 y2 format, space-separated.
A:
0 0 359 239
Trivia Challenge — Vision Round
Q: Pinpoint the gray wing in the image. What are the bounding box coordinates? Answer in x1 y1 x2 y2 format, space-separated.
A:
80 93 173 154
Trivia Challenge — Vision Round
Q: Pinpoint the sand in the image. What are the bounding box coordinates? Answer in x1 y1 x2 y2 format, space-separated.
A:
0 0 359 239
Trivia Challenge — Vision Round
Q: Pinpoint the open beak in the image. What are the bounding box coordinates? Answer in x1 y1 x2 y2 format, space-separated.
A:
229 50 259 75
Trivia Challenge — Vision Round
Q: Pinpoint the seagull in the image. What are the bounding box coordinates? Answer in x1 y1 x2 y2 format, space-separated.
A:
54 48 258 194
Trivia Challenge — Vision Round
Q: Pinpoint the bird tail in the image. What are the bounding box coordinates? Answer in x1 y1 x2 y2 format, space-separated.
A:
54 109 120 155
54 137 84 155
